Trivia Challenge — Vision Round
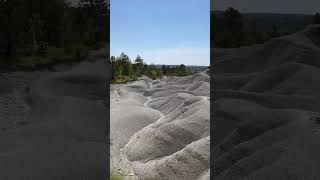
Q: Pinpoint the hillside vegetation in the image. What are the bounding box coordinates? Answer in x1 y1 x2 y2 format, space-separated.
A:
111 52 193 84
0 0 109 70
212 7 320 48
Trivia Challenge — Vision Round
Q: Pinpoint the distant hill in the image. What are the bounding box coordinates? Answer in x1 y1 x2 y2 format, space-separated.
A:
211 10 315 48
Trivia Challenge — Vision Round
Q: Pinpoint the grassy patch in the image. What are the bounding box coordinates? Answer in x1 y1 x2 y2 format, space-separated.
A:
110 175 122 180
112 75 138 84
17 56 52 68
14 45 89 69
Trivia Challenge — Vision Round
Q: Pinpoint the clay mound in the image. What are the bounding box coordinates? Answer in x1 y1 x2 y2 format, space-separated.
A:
147 93 204 115
125 97 209 162
304 24 320 47
213 25 320 179
131 136 210 180
0 77 11 93
111 104 160 148
167 72 209 85
215 28 320 75
125 81 149 93
0 59 108 180
186 81 210 94
29 60 107 101
111 71 210 179
143 75 210 98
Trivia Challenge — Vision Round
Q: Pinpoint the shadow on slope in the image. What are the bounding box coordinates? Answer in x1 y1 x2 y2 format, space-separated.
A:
212 25 320 179
0 59 108 180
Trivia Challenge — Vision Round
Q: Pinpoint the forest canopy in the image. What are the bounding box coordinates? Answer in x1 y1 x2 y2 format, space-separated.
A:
111 52 192 84
0 0 109 69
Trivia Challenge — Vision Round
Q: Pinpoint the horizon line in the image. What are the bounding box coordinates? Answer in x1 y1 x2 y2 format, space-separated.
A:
212 9 318 16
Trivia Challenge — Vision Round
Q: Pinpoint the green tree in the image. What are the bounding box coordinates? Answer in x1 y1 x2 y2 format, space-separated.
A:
271 25 280 38
161 64 167 75
111 53 193 83
314 13 320 24
110 56 116 79
149 70 158 80
79 0 108 45
223 7 244 47
134 55 144 75
176 64 188 76
28 13 43 54
0 0 109 67
0 0 27 56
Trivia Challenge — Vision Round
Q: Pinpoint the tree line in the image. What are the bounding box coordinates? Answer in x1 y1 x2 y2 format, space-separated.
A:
212 7 320 48
212 7 281 48
0 0 109 69
111 52 192 84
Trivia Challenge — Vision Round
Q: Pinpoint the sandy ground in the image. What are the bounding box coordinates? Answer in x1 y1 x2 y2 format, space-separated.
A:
0 50 108 180
212 25 320 179
111 72 210 180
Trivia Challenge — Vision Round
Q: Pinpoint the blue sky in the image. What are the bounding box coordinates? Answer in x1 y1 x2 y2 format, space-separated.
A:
111 0 210 66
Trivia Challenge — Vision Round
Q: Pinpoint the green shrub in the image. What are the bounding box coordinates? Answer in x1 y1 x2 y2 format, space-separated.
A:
110 175 122 180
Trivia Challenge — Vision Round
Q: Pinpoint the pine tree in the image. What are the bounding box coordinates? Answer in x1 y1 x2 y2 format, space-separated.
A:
314 13 320 24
